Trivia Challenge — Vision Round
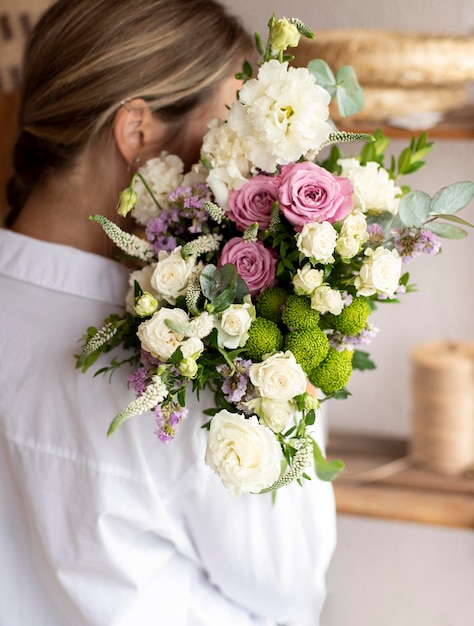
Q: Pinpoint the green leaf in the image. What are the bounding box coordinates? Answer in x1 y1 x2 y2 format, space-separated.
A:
429 182 474 215
312 440 344 482
335 65 365 117
429 213 474 228
398 191 431 227
307 59 336 98
352 350 376 371
207 284 237 314
200 264 218 300
425 222 468 239
397 147 412 175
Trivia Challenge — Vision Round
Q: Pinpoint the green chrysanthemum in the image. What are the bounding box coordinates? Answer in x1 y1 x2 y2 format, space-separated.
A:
282 294 320 330
285 327 329 375
244 317 283 361
256 286 289 323
309 348 353 395
324 297 371 335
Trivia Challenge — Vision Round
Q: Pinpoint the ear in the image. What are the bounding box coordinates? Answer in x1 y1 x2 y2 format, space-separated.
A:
113 98 165 167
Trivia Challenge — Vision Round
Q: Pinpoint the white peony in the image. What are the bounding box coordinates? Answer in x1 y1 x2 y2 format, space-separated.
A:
227 60 331 173
200 119 252 209
355 246 402 298
216 302 256 349
338 158 402 215
311 286 344 315
292 263 324 296
249 351 307 402
150 247 196 305
137 307 188 361
205 410 282 497
133 152 185 225
247 397 297 433
296 221 337 264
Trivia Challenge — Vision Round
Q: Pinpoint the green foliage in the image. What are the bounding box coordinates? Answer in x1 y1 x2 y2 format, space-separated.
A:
311 438 344 481
352 350 376 371
306 59 365 117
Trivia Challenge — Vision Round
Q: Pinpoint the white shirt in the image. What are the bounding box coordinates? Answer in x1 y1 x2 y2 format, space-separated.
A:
0 229 336 626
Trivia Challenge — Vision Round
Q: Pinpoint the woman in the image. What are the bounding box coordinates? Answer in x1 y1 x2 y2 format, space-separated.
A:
0 1 336 625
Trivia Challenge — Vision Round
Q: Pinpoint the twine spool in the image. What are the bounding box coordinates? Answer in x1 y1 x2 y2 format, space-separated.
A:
410 341 474 474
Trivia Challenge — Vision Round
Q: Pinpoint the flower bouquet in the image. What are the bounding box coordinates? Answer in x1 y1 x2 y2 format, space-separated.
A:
77 16 474 498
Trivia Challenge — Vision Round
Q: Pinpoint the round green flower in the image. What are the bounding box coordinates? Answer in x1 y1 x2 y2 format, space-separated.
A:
285 327 329 375
244 317 284 361
282 294 320 330
309 348 353 395
256 286 289 323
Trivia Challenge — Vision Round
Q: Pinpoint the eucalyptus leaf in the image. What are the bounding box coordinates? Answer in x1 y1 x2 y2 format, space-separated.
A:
312 440 344 482
429 182 474 215
429 213 474 228
200 264 218 299
335 65 365 117
307 58 336 98
398 191 431 227
206 284 237 314
425 222 468 239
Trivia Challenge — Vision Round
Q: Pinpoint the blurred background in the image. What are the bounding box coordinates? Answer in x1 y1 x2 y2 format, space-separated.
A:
1 1 473 624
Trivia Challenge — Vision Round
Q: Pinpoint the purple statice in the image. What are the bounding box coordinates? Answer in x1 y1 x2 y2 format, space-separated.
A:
168 184 211 236
216 357 257 412
154 402 188 444
145 211 183 255
128 367 147 396
367 223 386 245
419 229 441 255
392 227 439 264
328 324 380 351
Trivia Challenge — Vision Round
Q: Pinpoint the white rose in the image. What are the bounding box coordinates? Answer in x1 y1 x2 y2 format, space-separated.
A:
125 264 159 313
216 303 256 349
296 221 337 264
137 307 188 361
292 264 324 296
151 247 196 305
227 60 331 173
205 410 282 497
249 351 307 402
341 210 368 239
355 246 402 298
180 337 204 359
311 286 344 315
134 292 158 317
248 397 297 433
338 158 401 215
133 152 185 225
335 234 361 259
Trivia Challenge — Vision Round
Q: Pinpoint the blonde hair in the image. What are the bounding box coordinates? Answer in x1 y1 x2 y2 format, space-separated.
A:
7 0 252 224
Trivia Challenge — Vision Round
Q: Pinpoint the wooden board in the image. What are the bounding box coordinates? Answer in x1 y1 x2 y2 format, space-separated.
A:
326 430 474 528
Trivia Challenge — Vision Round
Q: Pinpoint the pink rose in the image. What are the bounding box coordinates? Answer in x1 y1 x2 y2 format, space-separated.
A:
279 162 354 228
219 237 277 296
228 175 280 232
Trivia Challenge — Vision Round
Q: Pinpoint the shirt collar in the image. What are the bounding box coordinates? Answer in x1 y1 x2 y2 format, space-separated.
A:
0 229 130 306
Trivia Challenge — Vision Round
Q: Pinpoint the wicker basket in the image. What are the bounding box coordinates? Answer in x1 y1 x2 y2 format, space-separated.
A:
294 30 474 87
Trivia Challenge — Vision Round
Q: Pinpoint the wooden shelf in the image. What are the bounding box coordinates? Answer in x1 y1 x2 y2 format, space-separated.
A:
326 430 474 529
338 103 474 139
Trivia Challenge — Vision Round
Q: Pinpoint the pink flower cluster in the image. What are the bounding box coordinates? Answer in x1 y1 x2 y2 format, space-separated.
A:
222 162 354 295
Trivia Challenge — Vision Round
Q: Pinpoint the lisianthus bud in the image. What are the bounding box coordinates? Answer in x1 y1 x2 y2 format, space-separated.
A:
117 188 138 217
178 357 199 379
270 18 301 52
134 292 158 317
